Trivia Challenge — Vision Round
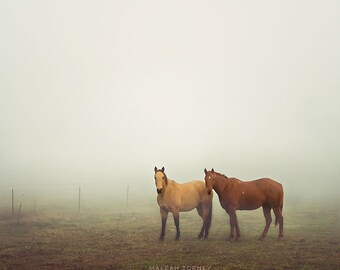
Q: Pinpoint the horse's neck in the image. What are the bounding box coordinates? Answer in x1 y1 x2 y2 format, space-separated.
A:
167 179 175 185
164 179 175 191
214 176 229 196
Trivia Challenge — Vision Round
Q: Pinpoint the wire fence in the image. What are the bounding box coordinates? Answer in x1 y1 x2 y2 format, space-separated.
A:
0 183 155 215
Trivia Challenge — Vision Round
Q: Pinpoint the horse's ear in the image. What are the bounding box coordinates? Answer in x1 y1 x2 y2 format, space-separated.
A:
161 167 165 172
204 168 208 175
211 168 214 173
154 167 157 172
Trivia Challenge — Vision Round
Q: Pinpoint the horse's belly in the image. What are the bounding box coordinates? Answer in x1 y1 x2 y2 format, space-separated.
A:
239 197 263 210
158 201 183 212
179 205 196 212
179 194 200 212
239 204 261 211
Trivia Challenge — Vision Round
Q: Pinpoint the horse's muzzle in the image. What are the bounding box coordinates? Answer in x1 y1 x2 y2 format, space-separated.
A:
157 188 162 194
207 190 212 195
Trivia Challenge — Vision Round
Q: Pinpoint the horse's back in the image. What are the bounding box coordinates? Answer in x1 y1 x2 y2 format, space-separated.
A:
254 177 282 189
175 180 212 210
234 177 283 209
191 180 213 201
177 180 208 197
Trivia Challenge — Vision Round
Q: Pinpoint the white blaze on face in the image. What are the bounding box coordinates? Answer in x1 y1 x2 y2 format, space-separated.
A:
205 175 214 194
155 171 165 190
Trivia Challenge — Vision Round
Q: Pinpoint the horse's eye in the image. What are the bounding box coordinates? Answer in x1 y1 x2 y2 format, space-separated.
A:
162 176 165 180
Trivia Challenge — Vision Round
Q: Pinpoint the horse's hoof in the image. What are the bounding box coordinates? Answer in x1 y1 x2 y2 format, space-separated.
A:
258 236 265 241
175 237 180 241
198 233 205 240
277 236 284 241
159 237 164 241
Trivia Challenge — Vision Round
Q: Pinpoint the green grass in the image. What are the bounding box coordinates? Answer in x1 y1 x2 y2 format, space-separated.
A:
0 199 339 269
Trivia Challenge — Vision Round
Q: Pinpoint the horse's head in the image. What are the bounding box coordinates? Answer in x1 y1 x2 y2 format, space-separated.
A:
204 168 216 195
154 166 168 194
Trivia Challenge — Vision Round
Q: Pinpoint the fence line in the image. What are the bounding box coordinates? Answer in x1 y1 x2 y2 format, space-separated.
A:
0 183 155 214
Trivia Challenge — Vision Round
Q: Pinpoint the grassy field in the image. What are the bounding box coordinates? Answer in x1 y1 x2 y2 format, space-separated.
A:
0 197 339 270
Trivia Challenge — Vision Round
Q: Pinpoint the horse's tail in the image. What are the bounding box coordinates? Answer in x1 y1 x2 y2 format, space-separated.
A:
275 185 284 226
206 202 213 231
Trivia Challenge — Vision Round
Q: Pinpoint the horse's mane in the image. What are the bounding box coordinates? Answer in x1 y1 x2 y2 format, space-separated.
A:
214 171 228 180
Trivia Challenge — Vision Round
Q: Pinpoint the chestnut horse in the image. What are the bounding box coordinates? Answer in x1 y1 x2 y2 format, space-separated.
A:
154 167 213 240
204 169 284 241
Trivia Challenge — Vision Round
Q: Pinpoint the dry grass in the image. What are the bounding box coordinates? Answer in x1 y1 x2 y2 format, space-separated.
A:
0 199 339 270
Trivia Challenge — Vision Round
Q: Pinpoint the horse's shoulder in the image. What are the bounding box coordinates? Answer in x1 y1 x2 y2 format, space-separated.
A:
164 180 178 193
175 180 204 186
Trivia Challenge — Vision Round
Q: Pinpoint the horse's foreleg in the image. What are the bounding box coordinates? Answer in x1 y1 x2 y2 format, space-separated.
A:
227 211 237 242
235 215 241 240
160 209 168 241
259 207 272 240
172 210 180 240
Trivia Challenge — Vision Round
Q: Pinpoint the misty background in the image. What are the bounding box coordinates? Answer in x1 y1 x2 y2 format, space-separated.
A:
1 1 339 200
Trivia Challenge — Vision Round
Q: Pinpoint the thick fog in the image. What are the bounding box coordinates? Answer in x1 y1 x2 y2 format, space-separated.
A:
1 1 339 199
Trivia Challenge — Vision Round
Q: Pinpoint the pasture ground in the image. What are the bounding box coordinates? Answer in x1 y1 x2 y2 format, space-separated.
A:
0 197 339 270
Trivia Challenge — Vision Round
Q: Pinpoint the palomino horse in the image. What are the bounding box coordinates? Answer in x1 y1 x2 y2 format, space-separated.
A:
204 169 284 241
154 167 213 240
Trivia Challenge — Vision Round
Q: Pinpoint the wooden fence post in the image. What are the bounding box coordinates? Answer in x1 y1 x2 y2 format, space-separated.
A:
126 184 129 207
33 196 36 215
12 189 14 215
78 186 81 212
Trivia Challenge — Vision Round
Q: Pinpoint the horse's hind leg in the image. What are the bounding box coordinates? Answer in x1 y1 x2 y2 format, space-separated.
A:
259 206 272 240
203 203 212 239
273 206 284 240
172 210 180 240
196 204 205 239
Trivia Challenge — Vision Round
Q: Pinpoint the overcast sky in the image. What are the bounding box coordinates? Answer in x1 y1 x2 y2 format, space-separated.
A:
0 1 339 196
